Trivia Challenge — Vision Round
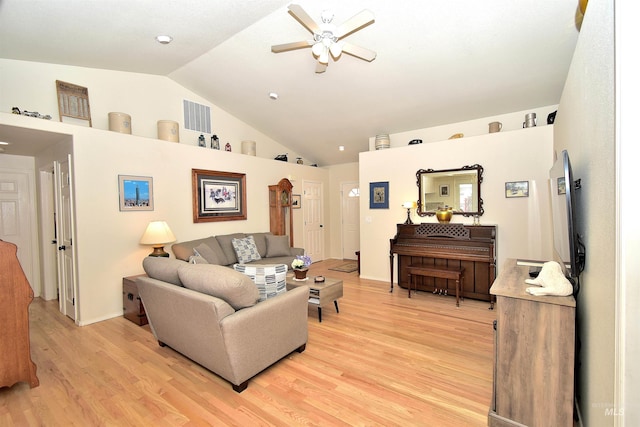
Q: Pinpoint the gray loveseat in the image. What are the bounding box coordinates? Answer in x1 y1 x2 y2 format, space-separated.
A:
136 256 309 392
171 232 304 267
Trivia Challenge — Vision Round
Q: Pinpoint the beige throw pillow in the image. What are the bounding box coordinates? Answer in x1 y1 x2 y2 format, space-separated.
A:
265 234 292 257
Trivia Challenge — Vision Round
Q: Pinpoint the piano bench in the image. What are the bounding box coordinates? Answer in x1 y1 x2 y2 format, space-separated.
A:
407 264 465 307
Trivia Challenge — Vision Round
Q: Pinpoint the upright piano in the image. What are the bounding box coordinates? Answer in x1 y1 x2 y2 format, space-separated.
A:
389 223 496 305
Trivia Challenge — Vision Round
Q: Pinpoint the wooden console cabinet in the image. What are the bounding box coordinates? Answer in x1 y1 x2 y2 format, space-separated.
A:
0 240 39 389
489 259 575 427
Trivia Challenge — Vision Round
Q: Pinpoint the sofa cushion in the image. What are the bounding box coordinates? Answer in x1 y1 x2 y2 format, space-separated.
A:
194 242 225 265
232 235 262 264
215 233 246 265
177 264 259 310
172 236 228 264
233 264 288 302
188 253 209 264
265 234 292 257
142 257 184 286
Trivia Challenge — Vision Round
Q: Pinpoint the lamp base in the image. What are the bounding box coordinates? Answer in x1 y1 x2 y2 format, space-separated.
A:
404 208 414 225
149 246 169 257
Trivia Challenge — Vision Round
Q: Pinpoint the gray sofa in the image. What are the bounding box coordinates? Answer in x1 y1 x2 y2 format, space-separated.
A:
136 256 309 392
171 232 303 267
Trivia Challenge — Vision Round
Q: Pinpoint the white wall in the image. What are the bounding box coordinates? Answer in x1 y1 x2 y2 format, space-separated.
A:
359 125 554 283
554 0 619 425
368 105 559 150
0 59 309 163
0 111 330 326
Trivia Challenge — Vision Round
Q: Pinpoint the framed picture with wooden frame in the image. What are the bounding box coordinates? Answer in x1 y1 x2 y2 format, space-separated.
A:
192 169 247 222
55 80 92 126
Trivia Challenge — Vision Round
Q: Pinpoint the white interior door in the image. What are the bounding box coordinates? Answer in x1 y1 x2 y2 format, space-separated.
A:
55 158 77 320
0 169 39 295
39 166 59 301
302 181 324 262
341 182 360 260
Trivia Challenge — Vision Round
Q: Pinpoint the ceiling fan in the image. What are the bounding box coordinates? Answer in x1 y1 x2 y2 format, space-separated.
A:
271 4 376 73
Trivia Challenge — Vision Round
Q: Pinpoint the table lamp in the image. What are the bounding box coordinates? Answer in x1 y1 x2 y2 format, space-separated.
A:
402 201 417 225
140 221 176 257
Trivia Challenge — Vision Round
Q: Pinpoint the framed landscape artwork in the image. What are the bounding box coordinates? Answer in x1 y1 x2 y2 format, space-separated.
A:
119 175 153 211
505 181 530 198
192 169 247 222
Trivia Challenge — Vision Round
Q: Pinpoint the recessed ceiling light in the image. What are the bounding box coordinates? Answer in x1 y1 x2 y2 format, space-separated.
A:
269 92 279 100
155 35 173 44
338 145 345 151
0 141 9 145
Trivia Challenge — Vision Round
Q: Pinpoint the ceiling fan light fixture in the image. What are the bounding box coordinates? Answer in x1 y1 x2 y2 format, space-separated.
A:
318 48 330 65
329 41 343 58
311 42 324 57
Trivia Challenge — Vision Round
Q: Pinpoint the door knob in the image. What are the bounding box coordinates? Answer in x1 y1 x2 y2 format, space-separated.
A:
58 245 66 251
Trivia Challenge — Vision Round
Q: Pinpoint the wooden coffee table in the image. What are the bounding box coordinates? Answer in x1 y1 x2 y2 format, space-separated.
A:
286 275 343 322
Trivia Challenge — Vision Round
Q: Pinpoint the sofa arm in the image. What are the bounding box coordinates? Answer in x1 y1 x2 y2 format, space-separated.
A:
219 285 309 383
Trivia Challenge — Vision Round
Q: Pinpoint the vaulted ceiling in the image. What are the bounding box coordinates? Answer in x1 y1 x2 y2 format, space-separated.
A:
0 0 583 165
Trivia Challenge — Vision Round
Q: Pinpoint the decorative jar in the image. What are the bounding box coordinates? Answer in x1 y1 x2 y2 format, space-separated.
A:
436 206 453 224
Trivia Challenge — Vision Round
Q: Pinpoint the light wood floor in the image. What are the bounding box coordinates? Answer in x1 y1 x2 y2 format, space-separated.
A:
0 259 497 426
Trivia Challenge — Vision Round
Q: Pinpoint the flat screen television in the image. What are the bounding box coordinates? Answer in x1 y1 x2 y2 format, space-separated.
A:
549 149 585 281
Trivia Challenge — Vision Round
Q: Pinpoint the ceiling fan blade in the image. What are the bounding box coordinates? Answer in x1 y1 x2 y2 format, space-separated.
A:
315 62 328 74
288 4 320 34
335 9 375 39
342 42 377 62
271 40 313 53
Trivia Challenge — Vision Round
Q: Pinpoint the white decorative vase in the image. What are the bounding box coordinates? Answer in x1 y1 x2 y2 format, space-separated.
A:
375 134 390 150
241 140 256 156
108 112 131 134
157 120 179 142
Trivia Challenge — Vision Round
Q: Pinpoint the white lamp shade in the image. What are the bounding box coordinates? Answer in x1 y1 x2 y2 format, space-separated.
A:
140 221 176 245
402 201 418 209
311 42 324 57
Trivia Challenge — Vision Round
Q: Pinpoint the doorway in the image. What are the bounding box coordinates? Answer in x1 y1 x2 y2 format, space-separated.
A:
302 180 324 262
340 182 360 260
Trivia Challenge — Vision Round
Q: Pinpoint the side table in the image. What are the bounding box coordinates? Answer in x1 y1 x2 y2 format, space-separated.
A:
286 276 343 322
123 274 148 326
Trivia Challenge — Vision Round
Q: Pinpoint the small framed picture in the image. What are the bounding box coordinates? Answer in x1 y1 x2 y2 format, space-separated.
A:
439 184 449 197
291 194 301 209
505 181 529 198
369 181 389 209
119 175 153 211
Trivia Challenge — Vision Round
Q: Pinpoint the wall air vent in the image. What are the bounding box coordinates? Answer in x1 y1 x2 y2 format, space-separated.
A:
183 100 211 134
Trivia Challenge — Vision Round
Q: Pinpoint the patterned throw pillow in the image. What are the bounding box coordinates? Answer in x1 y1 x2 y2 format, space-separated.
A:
233 263 288 302
231 236 262 264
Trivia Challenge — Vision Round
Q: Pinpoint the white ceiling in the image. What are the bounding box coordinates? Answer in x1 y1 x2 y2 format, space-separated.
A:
0 0 582 165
